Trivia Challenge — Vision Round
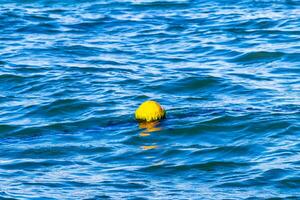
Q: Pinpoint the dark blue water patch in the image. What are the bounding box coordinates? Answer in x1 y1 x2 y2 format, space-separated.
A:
16 22 62 34
229 51 286 63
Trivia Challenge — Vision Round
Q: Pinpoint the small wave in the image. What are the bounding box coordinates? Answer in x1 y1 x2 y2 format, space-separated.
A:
229 51 285 63
139 161 250 174
131 0 190 8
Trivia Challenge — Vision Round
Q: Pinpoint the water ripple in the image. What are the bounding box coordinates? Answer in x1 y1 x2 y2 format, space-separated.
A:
0 0 300 199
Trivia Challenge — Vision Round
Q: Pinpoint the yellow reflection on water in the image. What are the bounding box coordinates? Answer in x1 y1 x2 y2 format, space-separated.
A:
140 132 150 137
139 121 161 137
139 121 161 135
141 145 157 150
138 121 161 150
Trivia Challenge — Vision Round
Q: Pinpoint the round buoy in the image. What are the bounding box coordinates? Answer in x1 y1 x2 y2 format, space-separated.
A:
135 100 166 122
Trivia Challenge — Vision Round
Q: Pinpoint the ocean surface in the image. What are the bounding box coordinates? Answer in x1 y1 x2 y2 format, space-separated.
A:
1 0 300 199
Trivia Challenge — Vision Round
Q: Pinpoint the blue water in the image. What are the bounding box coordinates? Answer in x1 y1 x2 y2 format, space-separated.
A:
1 0 300 199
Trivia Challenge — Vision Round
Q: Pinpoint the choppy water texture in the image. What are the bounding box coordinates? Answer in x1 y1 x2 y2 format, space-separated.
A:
1 0 300 199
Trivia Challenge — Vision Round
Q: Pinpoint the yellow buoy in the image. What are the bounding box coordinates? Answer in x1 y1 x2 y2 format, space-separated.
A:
135 100 166 122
